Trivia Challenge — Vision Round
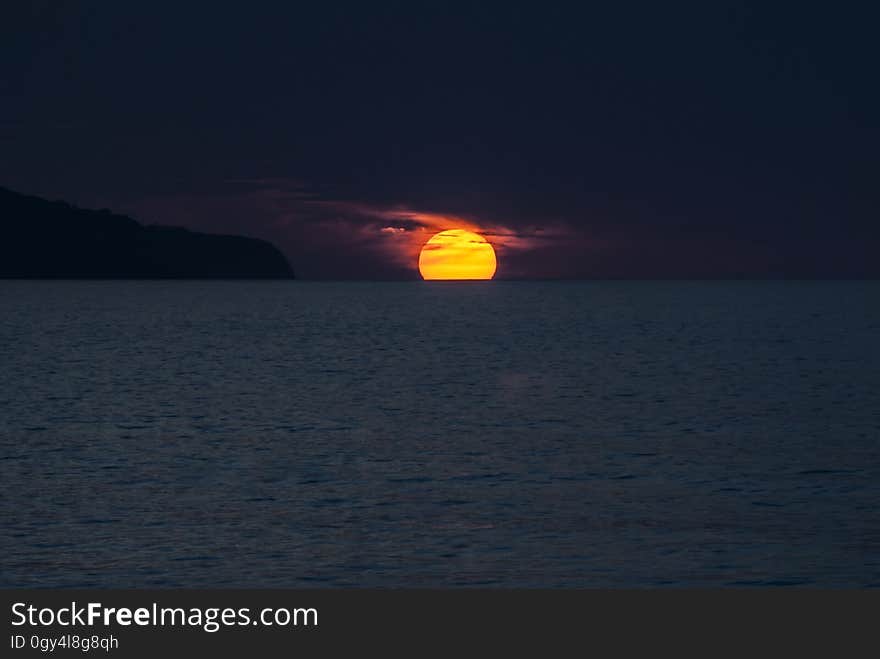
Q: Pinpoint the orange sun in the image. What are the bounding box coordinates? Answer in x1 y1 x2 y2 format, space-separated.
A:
418 229 497 280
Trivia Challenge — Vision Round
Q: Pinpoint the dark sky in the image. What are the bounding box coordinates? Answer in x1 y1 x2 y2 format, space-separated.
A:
2 2 877 278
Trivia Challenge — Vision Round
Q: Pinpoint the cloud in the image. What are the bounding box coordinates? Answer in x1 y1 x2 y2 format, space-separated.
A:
115 178 576 279
300 197 568 273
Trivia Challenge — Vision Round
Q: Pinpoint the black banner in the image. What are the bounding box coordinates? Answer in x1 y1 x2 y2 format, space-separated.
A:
2 590 877 656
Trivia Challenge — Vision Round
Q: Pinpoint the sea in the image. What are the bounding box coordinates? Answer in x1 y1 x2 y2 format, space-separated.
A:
1 281 878 587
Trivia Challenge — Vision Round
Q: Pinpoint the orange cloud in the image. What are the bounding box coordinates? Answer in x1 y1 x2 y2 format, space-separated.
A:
308 200 558 273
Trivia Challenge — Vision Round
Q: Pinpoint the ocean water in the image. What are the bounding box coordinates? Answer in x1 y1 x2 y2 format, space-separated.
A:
1 280 878 587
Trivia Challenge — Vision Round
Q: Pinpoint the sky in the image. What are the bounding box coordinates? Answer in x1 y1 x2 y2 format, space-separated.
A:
2 2 877 279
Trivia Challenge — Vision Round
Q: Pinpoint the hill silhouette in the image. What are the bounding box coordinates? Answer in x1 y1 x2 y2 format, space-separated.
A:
0 187 294 278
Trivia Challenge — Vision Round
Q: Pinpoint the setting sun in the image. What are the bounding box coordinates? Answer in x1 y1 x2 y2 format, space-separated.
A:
418 229 497 280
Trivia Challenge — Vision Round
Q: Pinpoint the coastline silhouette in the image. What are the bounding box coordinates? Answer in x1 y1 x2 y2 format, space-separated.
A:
0 187 294 279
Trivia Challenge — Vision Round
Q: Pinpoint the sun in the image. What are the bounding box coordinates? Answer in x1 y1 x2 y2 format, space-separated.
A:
418 229 497 280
